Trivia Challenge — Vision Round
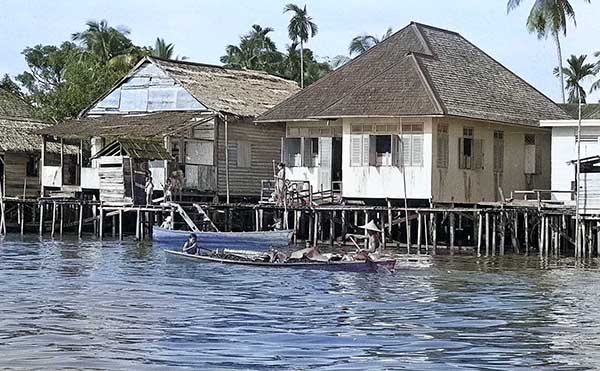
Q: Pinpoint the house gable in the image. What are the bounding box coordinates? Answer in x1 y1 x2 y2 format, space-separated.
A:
87 61 207 115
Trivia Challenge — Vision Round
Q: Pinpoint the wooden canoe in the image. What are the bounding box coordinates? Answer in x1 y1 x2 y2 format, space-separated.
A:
153 226 292 251
165 249 397 273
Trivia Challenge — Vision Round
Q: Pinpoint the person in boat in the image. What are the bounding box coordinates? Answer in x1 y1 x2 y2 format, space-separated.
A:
182 234 199 255
160 215 174 230
352 220 382 261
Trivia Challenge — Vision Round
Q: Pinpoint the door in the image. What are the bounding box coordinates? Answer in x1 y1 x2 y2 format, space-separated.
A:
319 137 332 191
332 138 342 190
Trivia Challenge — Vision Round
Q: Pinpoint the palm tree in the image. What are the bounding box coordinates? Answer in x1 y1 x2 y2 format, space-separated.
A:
591 51 600 93
554 54 596 103
72 20 134 62
284 4 318 88
221 24 282 73
507 0 590 104
152 38 174 59
349 27 393 56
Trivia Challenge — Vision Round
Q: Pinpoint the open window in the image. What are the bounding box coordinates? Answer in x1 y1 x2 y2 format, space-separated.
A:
375 135 392 166
26 155 39 177
459 127 483 170
524 134 539 174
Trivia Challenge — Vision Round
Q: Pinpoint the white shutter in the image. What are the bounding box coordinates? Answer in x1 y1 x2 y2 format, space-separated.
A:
458 138 465 169
302 138 312 167
401 134 412 167
350 135 362 167
363 134 371 166
412 133 423 167
473 139 483 170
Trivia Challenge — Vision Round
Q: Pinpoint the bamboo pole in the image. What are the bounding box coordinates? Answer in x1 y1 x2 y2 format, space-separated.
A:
485 212 490 256
492 214 497 256
477 212 483 257
59 204 64 238
431 212 437 255
78 203 83 238
499 212 505 256
51 201 56 239
119 209 123 241
524 212 529 256
136 208 141 240
329 211 334 246
99 206 104 240
449 212 455 250
20 204 25 236
39 202 44 236
417 212 422 254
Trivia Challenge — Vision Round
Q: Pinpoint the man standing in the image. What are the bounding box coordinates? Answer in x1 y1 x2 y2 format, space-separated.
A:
274 162 287 206
145 172 154 206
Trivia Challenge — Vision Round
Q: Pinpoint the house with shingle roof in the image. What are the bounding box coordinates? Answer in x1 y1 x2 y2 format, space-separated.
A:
541 103 600 212
39 57 299 203
256 22 570 204
0 88 68 198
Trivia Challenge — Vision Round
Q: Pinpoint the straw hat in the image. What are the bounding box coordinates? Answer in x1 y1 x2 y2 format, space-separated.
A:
359 220 382 233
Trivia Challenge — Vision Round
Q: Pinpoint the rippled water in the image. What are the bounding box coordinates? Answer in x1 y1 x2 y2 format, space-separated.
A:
1 235 600 370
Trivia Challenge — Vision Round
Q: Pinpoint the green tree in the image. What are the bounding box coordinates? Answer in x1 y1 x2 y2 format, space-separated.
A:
72 20 134 63
507 0 591 103
591 50 600 93
0 74 27 101
221 24 284 74
152 38 174 59
349 27 393 56
554 54 596 103
284 42 330 85
284 3 318 88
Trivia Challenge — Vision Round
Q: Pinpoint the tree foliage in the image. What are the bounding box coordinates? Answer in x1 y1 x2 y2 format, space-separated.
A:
554 54 596 103
349 27 393 56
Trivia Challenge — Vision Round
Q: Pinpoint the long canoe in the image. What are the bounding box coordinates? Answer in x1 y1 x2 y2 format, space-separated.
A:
165 249 396 273
153 226 292 251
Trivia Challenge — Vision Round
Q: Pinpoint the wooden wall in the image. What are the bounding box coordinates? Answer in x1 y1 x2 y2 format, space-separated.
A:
3 152 41 198
216 117 285 198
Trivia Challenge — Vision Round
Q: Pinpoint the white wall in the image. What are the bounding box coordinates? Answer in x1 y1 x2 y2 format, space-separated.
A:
550 125 600 202
342 117 433 200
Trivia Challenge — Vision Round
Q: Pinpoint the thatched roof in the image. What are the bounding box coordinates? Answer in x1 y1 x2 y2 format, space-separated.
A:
147 57 299 117
91 138 172 161
257 22 570 126
0 88 33 119
560 103 600 120
37 112 211 139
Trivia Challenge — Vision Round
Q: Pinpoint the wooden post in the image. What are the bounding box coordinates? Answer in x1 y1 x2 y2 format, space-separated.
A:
341 210 347 242
499 212 505 256
136 208 141 240
59 204 64 238
545 216 550 258
597 221 600 258
112 214 116 237
364 210 369 249
485 212 490 256
417 212 422 254
539 215 544 257
92 204 97 236
431 212 437 255
99 206 104 240
424 212 429 254
492 214 497 256
313 211 319 247
449 212 455 250
477 212 483 257
524 212 529 256
19 204 25 236
39 202 44 236
308 211 313 245
255 209 260 232
293 210 299 245
512 212 519 254
118 209 123 240
329 211 334 246
78 203 83 238
51 201 57 239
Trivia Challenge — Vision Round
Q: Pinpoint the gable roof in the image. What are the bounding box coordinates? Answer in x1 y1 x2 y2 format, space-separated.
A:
81 57 300 118
257 22 570 126
560 103 600 120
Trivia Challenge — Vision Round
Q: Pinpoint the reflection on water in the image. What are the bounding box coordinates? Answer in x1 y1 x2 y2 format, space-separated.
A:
1 235 600 369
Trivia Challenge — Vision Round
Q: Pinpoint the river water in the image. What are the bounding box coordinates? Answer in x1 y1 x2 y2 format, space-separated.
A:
1 235 600 370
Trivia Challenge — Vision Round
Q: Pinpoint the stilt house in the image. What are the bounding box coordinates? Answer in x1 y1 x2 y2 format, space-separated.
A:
256 22 571 205
39 57 299 204
541 103 600 214
0 88 69 199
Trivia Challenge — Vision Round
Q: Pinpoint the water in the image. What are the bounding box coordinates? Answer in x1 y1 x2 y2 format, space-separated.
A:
1 236 600 370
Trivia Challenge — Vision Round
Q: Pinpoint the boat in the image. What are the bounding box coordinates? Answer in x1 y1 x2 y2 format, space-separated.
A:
153 226 292 251
164 249 397 273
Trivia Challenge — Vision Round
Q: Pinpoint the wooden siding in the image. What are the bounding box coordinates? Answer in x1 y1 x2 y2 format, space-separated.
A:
216 118 285 197
3 153 40 198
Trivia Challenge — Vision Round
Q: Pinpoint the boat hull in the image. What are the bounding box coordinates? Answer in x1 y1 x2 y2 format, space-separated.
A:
153 227 292 251
165 250 396 273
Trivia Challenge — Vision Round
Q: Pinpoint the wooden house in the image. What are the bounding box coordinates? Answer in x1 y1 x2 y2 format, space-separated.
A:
256 22 570 205
39 57 299 203
0 88 71 199
541 103 600 213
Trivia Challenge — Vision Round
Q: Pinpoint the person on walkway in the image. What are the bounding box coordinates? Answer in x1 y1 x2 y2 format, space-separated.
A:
182 234 198 255
145 173 154 206
274 162 287 206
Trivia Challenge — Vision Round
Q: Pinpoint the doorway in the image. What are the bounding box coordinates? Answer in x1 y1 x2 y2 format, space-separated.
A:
332 137 342 188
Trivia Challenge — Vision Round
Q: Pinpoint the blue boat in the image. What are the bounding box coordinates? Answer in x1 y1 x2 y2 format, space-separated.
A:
153 226 292 251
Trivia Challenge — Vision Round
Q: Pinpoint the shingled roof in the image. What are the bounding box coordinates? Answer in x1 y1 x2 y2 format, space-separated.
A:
257 22 570 126
37 112 211 139
146 57 299 117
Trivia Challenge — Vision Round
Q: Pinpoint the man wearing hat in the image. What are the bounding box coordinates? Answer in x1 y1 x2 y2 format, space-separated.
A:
349 220 382 261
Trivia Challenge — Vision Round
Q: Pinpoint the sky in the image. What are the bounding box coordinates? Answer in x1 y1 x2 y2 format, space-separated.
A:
1 0 599 103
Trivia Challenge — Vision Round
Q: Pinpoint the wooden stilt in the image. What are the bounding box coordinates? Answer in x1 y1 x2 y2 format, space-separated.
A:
477 212 483 257
449 212 455 250
512 212 519 254
136 208 141 240
597 221 600 257
39 202 44 236
417 212 422 254
524 212 529 256
313 211 319 247
485 212 490 256
431 213 437 255
118 209 123 241
539 215 544 258
99 206 104 240
492 214 497 256
19 204 25 236
329 211 334 246
78 203 83 238
92 204 97 236
51 201 57 239
424 212 429 254
364 210 369 249
59 204 64 238
499 212 505 256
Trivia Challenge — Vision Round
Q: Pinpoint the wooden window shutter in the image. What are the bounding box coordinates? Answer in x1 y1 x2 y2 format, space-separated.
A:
412 133 423 167
350 135 362 167
302 138 312 167
401 134 412 167
281 137 288 165
368 135 376 166
493 131 504 173
392 135 400 167
362 134 371 166
237 141 251 168
437 128 448 169
473 139 484 170
458 138 465 169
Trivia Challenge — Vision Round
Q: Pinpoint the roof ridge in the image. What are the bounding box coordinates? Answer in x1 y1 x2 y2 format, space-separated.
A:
410 21 461 36
410 54 445 114
257 23 419 121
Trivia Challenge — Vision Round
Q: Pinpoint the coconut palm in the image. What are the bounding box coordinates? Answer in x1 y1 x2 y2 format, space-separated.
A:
554 54 596 103
349 27 393 56
591 51 600 93
152 38 174 59
507 0 590 104
221 24 282 73
284 3 318 88
72 20 134 63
